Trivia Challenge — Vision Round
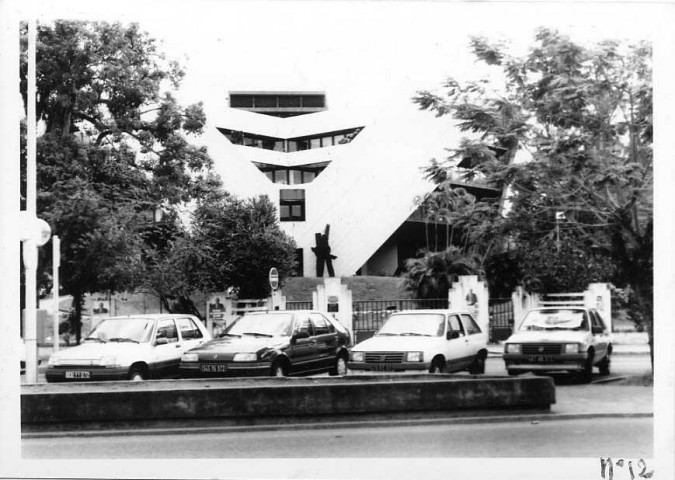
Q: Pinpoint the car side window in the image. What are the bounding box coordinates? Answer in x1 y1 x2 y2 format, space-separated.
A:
461 314 482 335
448 315 465 336
176 317 204 340
294 315 314 336
156 319 178 343
310 314 332 335
590 311 605 333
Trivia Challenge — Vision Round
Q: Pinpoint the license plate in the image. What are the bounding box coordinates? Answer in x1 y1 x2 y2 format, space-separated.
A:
200 364 228 373
372 364 395 371
65 371 91 379
528 355 554 363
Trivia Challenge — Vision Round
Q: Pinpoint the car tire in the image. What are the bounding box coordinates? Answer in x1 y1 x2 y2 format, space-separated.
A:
429 357 445 374
128 365 147 381
577 351 594 384
329 354 348 376
598 354 611 376
468 352 486 374
271 359 288 377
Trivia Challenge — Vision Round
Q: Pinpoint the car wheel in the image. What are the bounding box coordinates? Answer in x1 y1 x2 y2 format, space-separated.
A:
429 357 445 374
598 354 611 376
271 360 287 377
128 365 147 381
577 352 594 384
329 355 348 376
468 352 486 374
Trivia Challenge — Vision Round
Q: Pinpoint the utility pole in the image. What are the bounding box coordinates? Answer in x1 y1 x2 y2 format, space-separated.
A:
52 236 60 352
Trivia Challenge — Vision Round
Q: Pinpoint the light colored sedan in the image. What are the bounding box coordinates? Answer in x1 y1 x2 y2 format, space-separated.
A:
503 307 612 382
348 310 489 374
46 314 211 382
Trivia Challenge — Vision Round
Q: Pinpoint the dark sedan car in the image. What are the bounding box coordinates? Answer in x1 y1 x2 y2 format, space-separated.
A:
179 310 351 377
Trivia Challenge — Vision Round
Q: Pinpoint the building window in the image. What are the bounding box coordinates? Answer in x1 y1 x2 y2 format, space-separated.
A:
280 189 305 222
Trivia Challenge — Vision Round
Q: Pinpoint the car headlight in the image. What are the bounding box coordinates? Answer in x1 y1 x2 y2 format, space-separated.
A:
98 356 119 368
406 351 423 362
233 353 257 362
181 352 199 363
505 343 521 354
351 352 365 362
48 356 61 367
564 343 580 354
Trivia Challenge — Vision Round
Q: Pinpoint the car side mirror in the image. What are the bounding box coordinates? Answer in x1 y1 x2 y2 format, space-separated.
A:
447 331 460 340
155 337 169 345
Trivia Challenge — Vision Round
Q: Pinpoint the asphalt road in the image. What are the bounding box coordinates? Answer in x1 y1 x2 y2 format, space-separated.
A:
22 417 652 459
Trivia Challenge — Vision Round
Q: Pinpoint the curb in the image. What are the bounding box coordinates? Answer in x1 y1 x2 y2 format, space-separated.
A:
21 411 653 439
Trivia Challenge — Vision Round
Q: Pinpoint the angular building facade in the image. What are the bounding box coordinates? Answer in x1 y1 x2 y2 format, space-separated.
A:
208 91 497 278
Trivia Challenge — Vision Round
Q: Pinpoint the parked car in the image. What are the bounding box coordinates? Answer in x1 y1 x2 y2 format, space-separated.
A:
348 310 489 374
46 314 211 382
502 307 612 382
179 310 351 378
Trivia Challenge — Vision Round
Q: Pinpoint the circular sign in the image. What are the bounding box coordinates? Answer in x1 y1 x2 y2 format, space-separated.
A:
269 267 279 291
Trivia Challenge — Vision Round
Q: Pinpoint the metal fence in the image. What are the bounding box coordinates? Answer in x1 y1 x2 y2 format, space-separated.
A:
286 301 313 310
488 298 514 342
352 298 449 343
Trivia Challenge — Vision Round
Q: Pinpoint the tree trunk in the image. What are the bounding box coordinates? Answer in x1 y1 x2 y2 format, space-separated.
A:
72 292 84 345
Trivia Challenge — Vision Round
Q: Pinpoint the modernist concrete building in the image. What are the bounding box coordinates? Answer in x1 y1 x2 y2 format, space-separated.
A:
208 91 497 278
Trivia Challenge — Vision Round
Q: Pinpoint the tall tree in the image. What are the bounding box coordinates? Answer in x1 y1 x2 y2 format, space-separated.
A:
413 29 653 365
20 21 213 342
143 189 298 316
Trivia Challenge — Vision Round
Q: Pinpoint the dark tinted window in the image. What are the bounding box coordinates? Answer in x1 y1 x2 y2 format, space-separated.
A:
230 95 254 108
280 189 305 221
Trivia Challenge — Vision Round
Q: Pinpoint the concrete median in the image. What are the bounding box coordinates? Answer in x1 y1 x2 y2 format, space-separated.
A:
21 375 555 430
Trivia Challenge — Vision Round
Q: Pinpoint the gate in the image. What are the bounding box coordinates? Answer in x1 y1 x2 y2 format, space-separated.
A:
352 298 448 344
286 301 313 310
489 298 514 342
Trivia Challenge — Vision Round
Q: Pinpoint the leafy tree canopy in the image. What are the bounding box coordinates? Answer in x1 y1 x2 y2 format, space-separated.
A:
411 29 652 348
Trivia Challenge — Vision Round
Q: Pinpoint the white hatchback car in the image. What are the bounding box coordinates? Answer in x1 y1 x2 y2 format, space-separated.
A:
46 314 211 382
503 307 612 382
348 310 489 374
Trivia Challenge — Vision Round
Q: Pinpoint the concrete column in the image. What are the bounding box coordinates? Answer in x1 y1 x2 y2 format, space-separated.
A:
313 277 353 333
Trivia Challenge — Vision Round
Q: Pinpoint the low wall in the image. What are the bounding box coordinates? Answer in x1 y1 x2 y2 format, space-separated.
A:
21 375 555 428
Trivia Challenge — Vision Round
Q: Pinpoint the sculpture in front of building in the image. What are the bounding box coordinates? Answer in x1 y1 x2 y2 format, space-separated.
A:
312 224 337 277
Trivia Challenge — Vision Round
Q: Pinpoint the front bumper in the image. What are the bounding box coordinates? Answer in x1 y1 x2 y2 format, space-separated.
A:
503 352 589 373
179 361 272 378
46 366 130 382
348 361 430 372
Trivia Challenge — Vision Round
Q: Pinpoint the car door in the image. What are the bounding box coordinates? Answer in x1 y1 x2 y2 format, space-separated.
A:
151 318 182 378
589 310 610 361
446 314 473 372
175 316 207 353
288 313 319 375
310 313 337 371
460 313 487 357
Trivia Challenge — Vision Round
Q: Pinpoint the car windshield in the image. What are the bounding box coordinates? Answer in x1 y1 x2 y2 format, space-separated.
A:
376 313 445 337
223 313 294 337
519 309 589 331
85 317 155 343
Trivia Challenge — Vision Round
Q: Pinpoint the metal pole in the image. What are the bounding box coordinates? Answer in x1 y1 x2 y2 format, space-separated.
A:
52 236 60 352
24 16 38 383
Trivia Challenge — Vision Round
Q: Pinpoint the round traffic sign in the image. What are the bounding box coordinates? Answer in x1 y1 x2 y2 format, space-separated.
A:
269 267 279 291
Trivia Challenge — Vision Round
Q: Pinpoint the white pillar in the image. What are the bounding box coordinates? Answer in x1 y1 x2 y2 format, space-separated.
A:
52 236 60 352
